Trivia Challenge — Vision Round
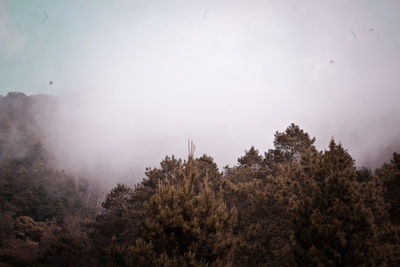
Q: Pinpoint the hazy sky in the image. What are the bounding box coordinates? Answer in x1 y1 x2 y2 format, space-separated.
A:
1 0 400 182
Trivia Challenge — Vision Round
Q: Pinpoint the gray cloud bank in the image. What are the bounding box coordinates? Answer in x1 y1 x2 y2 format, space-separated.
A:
2 1 400 185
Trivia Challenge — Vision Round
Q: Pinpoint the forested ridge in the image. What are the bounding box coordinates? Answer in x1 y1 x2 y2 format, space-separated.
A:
0 93 399 266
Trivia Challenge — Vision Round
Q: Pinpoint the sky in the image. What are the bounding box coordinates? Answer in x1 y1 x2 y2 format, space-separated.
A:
1 0 400 182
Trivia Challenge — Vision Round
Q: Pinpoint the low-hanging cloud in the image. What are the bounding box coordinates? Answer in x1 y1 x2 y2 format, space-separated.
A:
0 2 25 52
2 0 400 185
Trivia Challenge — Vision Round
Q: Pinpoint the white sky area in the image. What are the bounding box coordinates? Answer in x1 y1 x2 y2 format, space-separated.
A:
1 1 400 183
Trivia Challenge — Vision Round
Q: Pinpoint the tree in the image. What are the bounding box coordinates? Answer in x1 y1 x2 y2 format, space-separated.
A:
221 125 318 266
124 155 236 266
224 146 265 186
0 143 96 223
13 216 45 242
90 183 134 259
238 146 263 170
375 152 400 265
292 140 383 266
226 146 318 266
376 152 400 225
264 123 316 174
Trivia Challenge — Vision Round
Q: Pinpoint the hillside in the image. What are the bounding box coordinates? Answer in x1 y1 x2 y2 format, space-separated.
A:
0 95 399 265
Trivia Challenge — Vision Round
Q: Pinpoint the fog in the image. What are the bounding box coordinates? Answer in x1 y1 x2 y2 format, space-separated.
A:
1 1 400 185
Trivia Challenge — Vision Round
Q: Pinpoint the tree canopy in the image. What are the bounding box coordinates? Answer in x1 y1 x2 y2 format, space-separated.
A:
0 96 398 267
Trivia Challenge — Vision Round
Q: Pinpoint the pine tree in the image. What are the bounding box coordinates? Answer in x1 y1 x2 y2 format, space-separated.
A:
90 183 134 261
292 140 383 266
375 152 400 264
126 150 236 266
264 123 316 175
238 146 263 170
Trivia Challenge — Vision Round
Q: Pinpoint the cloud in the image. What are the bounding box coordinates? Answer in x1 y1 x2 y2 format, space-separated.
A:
0 2 25 52
3 0 400 186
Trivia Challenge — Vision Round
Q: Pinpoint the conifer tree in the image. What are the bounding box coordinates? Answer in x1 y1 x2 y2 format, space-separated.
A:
90 183 134 260
376 152 400 225
375 152 400 264
264 123 316 174
292 140 383 266
125 145 236 266
195 154 223 193
221 125 318 265
238 146 263 170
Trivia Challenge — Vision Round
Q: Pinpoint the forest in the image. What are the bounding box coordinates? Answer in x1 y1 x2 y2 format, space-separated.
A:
0 92 399 266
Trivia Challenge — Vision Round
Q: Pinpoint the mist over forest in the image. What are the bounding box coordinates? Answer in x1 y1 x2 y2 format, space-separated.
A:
1 91 399 188
1 0 400 266
0 91 399 266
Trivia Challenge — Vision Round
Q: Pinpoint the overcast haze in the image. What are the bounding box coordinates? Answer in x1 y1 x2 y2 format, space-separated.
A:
1 0 400 183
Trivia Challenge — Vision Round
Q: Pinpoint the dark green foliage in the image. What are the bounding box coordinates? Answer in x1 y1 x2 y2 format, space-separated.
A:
0 92 54 161
14 216 46 242
264 123 317 174
271 123 316 161
223 124 318 266
292 140 383 266
0 109 399 267
125 156 236 266
0 122 97 266
0 239 39 267
0 144 95 222
375 152 400 265
238 146 263 169
89 156 185 261
0 212 14 247
99 183 133 236
39 234 88 267
195 154 223 193
376 152 400 225
103 156 235 266
136 155 183 206
90 183 134 260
